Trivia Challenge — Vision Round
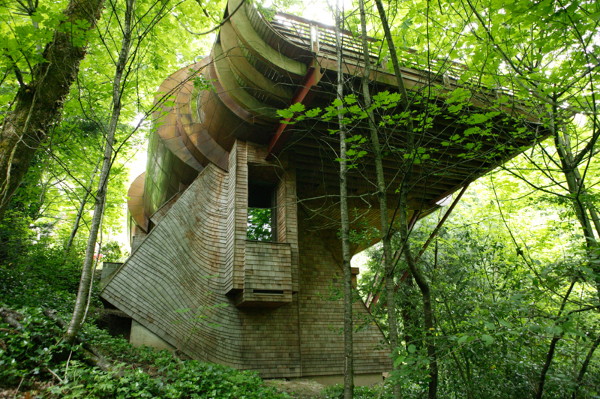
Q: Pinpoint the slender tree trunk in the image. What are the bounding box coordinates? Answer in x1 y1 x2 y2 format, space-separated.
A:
356 2 400 398
334 5 354 398
373 1 438 397
546 112 600 308
64 163 100 254
436 268 476 399
0 0 105 218
65 0 135 343
535 280 575 399
572 333 600 399
536 335 563 399
373 0 411 106
399 275 420 350
399 201 438 399
554 129 600 298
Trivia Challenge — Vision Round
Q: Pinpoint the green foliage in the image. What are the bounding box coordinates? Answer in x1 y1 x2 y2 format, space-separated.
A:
100 241 127 263
0 242 81 314
0 306 289 398
47 354 288 398
0 307 74 388
247 207 273 241
0 1 68 99
0 166 88 310
0 255 286 397
0 209 35 263
255 0 303 21
361 176 600 398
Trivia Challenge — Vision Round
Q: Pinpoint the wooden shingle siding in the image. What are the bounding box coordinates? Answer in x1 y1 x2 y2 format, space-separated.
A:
224 141 246 294
277 161 300 292
238 240 293 306
103 164 245 368
297 221 391 375
103 139 391 378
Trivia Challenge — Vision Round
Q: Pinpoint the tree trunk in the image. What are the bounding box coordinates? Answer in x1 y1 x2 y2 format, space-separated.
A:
535 280 575 399
64 163 100 254
357 1 399 398
572 333 600 399
399 199 438 399
64 0 135 344
0 0 105 218
373 1 438 397
373 0 411 107
554 126 600 298
334 5 354 398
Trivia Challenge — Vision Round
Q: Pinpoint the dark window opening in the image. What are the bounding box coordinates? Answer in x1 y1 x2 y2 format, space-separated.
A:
247 183 276 241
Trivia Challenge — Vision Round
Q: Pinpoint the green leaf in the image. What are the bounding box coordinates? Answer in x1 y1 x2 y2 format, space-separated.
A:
305 107 322 118
464 127 481 136
289 102 305 113
277 109 293 118
344 94 357 104
393 355 406 368
457 335 470 345
481 334 494 346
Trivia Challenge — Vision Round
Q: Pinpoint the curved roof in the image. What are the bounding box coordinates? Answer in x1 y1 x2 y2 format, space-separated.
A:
127 172 147 232
129 0 543 231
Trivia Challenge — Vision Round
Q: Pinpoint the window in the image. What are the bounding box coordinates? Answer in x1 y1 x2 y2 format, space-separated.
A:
247 182 276 241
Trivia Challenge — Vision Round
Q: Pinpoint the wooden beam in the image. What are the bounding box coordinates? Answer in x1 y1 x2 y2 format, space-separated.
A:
267 62 323 157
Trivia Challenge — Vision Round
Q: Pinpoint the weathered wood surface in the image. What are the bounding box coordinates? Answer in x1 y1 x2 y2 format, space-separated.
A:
103 140 391 378
106 164 252 367
127 172 147 232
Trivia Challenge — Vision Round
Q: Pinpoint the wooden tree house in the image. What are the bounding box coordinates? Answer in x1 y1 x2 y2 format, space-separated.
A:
101 0 543 382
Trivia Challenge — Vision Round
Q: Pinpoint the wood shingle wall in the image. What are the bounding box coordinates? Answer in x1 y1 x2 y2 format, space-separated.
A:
102 139 391 378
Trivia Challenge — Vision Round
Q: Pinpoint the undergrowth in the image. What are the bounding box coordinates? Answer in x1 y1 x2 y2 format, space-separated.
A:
0 308 290 398
0 251 291 398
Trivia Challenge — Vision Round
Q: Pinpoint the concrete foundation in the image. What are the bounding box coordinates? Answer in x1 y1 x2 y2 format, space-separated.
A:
130 320 175 352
